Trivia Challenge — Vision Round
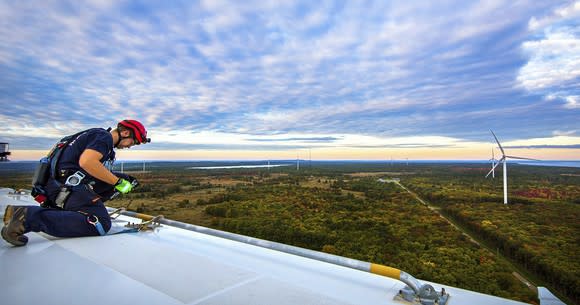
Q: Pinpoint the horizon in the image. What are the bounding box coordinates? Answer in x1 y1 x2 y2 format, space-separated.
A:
3 158 579 163
1 1 579 160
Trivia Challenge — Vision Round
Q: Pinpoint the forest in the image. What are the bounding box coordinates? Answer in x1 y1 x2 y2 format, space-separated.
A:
1 161 578 304
403 163 579 305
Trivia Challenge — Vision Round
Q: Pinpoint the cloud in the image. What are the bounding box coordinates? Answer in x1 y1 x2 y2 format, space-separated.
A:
518 31 580 89
552 129 578 136
564 96 579 109
504 144 580 149
528 1 580 31
500 135 580 148
0 1 578 157
517 1 580 108
545 94 580 109
248 137 340 143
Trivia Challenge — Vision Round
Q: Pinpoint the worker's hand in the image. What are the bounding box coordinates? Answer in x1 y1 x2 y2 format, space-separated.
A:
114 178 133 194
127 175 139 185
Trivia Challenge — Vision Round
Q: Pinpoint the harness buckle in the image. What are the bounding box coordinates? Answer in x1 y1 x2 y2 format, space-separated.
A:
65 171 86 186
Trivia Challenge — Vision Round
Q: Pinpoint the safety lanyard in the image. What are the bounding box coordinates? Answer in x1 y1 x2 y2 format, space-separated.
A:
85 213 141 235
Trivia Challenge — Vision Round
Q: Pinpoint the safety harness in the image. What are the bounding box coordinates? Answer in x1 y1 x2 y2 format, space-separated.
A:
32 129 92 207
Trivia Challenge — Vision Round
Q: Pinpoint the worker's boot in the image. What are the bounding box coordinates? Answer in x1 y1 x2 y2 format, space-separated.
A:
3 204 17 225
1 205 29 246
3 205 12 225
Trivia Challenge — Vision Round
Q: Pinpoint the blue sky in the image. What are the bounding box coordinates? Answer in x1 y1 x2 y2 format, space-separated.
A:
0 1 579 160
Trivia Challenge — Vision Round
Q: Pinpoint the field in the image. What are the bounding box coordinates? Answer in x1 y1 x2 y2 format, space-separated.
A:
1 161 578 305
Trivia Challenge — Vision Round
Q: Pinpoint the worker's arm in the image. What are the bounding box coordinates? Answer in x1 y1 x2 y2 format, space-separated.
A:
78 149 119 185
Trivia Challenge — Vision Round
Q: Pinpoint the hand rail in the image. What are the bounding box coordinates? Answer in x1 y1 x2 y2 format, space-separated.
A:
108 208 449 304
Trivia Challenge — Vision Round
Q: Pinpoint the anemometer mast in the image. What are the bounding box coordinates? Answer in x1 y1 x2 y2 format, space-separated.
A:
0 142 11 162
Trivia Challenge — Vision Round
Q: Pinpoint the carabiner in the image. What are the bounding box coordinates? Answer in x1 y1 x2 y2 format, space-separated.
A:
87 215 99 225
86 215 106 236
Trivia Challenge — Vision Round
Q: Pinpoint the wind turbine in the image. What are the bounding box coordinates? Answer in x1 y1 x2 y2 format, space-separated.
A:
489 148 497 178
296 153 300 171
485 130 539 204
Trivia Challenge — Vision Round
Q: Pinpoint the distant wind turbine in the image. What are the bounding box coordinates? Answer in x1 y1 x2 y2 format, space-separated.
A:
297 153 300 171
489 148 497 178
485 130 539 204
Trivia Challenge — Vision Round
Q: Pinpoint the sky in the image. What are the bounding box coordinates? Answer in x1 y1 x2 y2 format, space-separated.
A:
0 0 579 161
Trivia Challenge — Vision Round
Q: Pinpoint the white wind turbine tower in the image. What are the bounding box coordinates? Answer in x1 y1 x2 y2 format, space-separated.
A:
485 130 539 204
296 153 300 171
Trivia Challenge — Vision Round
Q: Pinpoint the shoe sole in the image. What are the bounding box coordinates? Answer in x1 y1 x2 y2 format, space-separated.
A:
1 226 28 247
1 206 28 247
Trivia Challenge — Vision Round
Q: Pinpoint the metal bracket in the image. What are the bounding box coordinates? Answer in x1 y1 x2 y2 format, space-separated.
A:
108 207 127 219
395 284 450 305
125 215 164 231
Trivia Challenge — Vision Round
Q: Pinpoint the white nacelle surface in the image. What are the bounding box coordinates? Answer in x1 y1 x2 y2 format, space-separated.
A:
0 188 530 305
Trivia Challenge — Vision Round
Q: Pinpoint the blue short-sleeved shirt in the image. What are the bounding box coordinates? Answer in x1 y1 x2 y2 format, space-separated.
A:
57 128 116 180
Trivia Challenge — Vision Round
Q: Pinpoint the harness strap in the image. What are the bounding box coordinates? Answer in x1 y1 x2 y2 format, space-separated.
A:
76 210 140 236
76 211 107 236
86 214 107 236
110 228 140 235
50 130 90 179
114 129 121 148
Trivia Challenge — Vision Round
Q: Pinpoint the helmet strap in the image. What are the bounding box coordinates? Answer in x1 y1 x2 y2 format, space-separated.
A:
114 129 122 148
115 128 138 148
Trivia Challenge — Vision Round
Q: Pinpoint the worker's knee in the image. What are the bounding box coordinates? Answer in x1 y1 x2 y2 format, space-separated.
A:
100 215 112 233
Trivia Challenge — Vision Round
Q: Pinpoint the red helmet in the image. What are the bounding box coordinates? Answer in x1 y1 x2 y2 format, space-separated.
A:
118 119 150 144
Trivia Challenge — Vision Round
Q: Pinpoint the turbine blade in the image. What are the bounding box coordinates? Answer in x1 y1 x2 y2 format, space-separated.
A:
490 130 505 155
506 155 540 161
485 168 494 178
485 159 503 178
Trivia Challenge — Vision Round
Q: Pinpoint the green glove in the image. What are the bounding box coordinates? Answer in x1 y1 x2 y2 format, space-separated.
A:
115 178 133 194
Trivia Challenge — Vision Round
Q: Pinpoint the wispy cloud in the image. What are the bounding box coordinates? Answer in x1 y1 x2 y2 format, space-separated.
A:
553 129 578 136
505 144 580 149
499 135 580 148
248 137 340 143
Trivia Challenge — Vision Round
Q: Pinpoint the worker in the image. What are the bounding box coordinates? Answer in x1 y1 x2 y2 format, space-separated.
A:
2 120 150 246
